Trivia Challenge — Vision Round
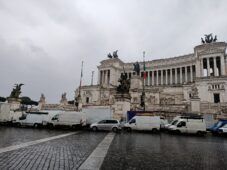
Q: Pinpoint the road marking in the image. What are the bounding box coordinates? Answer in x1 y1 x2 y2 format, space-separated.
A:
79 132 115 170
0 132 78 154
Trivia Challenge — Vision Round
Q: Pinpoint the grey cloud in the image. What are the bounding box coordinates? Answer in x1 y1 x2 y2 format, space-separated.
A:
1 0 227 102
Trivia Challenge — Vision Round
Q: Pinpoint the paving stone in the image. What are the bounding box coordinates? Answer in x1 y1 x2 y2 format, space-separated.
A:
0 131 106 170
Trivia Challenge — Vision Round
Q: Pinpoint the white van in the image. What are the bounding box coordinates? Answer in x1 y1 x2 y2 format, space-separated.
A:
124 116 161 132
49 112 86 128
15 112 50 127
168 118 207 135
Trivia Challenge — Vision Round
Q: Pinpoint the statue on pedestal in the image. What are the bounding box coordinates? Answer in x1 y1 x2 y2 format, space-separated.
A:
116 73 130 94
9 83 24 99
133 62 140 76
60 92 68 105
39 93 46 104
191 84 199 99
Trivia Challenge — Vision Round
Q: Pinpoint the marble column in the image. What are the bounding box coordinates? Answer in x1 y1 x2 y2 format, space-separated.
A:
148 71 150 86
152 71 154 86
221 55 225 76
175 68 178 84
165 70 168 85
161 70 163 85
213 57 218 76
185 66 188 83
207 58 210 77
170 69 173 85
102 70 105 85
156 71 159 85
201 59 204 77
180 67 183 84
190 65 193 82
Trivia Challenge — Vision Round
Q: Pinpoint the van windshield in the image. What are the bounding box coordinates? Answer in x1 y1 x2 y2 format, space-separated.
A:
129 119 136 124
171 120 178 125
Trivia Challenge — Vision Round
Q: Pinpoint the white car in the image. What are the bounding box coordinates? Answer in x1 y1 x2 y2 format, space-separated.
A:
90 119 121 132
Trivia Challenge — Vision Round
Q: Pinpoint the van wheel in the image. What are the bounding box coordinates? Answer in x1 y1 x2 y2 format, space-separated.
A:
92 126 98 132
175 130 181 134
112 127 118 133
151 128 158 133
126 127 132 132
16 123 21 127
33 123 39 128
197 131 205 136
48 123 54 129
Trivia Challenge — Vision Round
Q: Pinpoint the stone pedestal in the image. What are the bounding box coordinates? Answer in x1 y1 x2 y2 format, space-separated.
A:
112 94 131 120
190 98 201 113
130 75 143 90
7 98 21 110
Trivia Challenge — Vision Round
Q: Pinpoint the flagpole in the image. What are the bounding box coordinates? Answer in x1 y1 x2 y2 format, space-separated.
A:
79 61 84 97
142 51 146 111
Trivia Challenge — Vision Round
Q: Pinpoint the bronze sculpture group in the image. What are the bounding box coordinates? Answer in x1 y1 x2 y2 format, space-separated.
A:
9 83 24 99
201 33 217 44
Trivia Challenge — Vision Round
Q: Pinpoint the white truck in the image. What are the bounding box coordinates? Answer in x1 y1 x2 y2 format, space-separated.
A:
49 111 86 128
168 117 207 135
124 116 161 132
82 106 113 125
15 111 53 127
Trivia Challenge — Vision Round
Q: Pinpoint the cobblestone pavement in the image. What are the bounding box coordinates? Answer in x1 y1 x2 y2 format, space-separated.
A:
0 126 72 148
0 130 107 170
101 132 227 170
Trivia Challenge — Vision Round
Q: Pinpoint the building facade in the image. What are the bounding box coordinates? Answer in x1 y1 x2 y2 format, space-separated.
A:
78 37 227 115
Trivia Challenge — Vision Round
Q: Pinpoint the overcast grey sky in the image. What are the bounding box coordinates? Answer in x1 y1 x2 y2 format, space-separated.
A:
1 0 227 103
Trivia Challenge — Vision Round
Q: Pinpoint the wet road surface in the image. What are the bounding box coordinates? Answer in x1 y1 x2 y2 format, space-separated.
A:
101 132 227 170
0 126 72 148
1 126 227 170
0 129 107 170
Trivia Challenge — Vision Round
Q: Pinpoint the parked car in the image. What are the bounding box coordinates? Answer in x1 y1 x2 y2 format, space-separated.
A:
49 112 86 128
208 119 227 134
168 117 206 135
218 124 227 134
90 119 121 132
124 116 161 132
15 111 50 127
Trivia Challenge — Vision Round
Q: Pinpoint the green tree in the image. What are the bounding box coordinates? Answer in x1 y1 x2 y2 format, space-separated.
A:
0 96 6 102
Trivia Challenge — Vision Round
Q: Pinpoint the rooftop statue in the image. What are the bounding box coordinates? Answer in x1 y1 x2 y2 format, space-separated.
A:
113 50 118 58
39 93 46 103
107 53 112 58
9 83 24 99
107 50 118 58
201 33 217 44
133 62 140 76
